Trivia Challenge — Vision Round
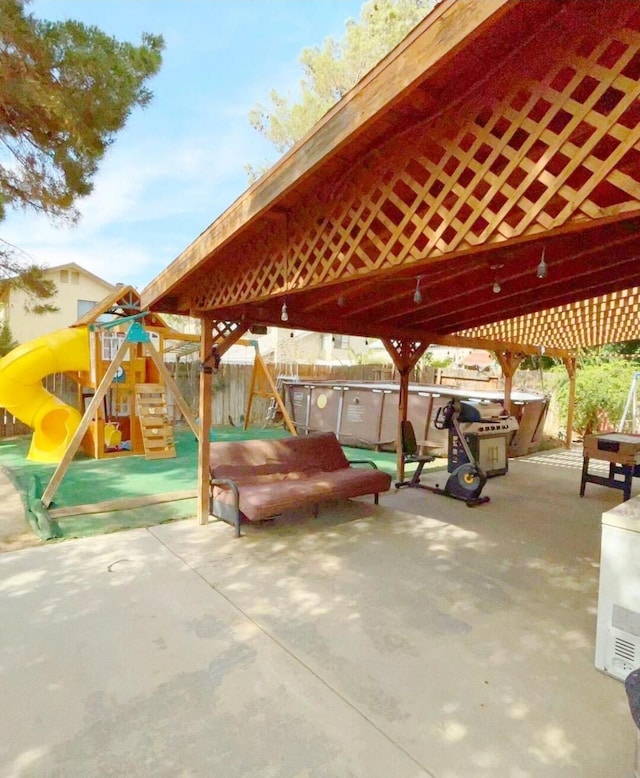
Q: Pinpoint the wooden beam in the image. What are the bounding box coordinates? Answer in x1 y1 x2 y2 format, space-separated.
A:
48 490 196 519
431 335 569 360
563 355 578 450
244 349 297 436
383 338 429 479
397 369 410 483
42 333 132 508
494 350 524 414
197 317 214 526
213 323 249 357
195 321 250 525
382 338 429 374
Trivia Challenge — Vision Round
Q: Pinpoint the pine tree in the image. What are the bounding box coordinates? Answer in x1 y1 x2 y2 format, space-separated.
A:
0 321 17 356
247 0 437 178
0 0 164 305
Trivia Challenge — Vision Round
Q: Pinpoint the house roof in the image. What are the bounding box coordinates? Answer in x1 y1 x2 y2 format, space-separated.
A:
141 0 640 358
45 262 115 291
461 350 495 369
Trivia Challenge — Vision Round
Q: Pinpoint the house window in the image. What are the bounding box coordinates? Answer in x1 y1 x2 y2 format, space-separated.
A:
101 331 128 361
77 300 97 318
60 269 80 284
334 335 350 349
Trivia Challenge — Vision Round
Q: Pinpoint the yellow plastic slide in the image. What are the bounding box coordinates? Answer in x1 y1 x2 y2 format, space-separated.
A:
0 327 90 463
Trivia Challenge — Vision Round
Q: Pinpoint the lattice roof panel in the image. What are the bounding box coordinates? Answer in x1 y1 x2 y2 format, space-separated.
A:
448 286 640 354
142 0 640 356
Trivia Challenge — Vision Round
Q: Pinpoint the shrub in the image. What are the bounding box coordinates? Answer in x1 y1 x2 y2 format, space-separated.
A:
552 359 638 436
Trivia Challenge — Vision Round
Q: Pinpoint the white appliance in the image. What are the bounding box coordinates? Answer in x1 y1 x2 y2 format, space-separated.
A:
595 496 640 681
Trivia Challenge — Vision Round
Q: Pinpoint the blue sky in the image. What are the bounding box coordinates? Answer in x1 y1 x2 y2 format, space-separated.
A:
3 0 366 290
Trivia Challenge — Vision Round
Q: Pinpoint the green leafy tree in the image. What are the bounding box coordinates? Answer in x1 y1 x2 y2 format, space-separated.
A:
552 357 638 436
600 340 640 362
0 320 17 356
0 0 164 306
247 0 437 177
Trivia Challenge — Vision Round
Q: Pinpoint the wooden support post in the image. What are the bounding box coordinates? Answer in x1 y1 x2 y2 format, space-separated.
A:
495 350 524 414
397 369 410 483
195 321 249 525
197 317 213 526
382 338 429 482
42 333 131 508
563 354 577 449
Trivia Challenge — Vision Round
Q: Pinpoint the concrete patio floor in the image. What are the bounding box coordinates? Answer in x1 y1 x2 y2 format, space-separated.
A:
0 448 637 777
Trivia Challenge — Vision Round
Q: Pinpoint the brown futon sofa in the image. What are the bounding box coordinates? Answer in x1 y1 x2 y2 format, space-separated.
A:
209 432 392 536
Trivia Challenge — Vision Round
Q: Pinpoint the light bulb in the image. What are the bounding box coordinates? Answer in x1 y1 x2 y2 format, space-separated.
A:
281 301 288 322
493 280 501 294
536 247 548 279
413 276 423 304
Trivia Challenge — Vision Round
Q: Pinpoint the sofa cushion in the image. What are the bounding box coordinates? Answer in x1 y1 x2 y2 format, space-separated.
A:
304 467 392 499
209 433 349 478
209 438 293 479
234 477 336 521
279 432 350 472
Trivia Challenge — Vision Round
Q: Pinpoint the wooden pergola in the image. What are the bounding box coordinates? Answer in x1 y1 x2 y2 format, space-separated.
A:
141 0 640 524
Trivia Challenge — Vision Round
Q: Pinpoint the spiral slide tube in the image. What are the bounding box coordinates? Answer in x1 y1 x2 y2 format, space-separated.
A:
0 327 91 463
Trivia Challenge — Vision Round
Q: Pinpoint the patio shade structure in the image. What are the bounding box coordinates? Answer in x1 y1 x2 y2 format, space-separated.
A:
142 0 640 523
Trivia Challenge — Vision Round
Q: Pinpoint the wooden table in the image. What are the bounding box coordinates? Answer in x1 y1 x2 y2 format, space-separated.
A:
580 432 640 501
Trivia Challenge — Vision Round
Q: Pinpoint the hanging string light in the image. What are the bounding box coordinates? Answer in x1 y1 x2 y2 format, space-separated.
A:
413 276 423 304
536 247 548 279
489 263 503 294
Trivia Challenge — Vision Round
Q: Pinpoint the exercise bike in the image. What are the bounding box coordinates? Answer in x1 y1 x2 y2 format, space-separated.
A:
423 398 490 507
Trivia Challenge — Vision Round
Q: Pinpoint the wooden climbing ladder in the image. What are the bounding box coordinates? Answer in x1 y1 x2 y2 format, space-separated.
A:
135 383 176 460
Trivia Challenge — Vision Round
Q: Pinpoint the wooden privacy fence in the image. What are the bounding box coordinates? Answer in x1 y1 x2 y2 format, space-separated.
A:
0 408 30 438
178 362 410 427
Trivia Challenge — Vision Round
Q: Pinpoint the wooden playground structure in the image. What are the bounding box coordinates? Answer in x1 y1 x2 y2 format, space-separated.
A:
70 286 199 461
35 286 199 510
